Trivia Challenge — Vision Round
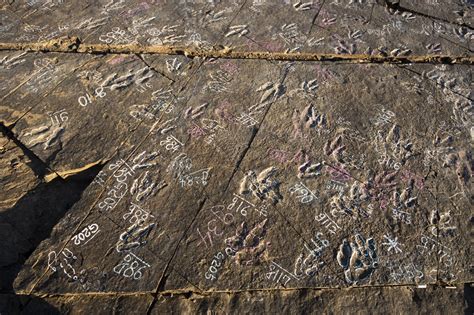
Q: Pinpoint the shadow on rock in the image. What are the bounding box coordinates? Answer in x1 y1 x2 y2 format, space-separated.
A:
0 294 60 315
465 283 474 315
0 163 103 293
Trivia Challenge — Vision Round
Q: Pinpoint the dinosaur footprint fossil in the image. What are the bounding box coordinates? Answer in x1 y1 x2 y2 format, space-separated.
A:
225 219 269 266
0 52 27 69
324 134 345 163
333 40 356 54
116 222 155 252
336 234 378 284
293 1 312 11
21 124 64 150
225 25 249 37
294 252 324 277
392 178 417 209
225 25 248 37
292 104 327 137
298 160 323 179
257 82 286 104
375 124 414 167
101 67 153 90
430 209 457 237
330 180 371 218
239 166 282 203
130 171 166 202
166 58 182 73
184 103 208 120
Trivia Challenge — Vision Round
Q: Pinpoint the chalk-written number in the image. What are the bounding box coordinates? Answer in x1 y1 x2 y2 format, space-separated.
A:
72 224 100 246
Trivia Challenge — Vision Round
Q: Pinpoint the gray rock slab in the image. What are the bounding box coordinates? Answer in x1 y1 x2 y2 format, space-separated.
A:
12 60 472 297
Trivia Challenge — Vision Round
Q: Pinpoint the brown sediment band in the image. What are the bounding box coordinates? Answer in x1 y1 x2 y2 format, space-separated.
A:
0 37 472 64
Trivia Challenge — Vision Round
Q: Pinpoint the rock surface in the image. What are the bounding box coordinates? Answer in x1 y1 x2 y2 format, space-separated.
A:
0 0 472 313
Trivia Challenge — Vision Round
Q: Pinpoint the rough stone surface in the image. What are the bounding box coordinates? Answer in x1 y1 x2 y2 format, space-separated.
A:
0 0 472 313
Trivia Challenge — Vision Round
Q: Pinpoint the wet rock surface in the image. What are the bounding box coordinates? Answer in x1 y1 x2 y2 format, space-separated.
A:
0 0 472 314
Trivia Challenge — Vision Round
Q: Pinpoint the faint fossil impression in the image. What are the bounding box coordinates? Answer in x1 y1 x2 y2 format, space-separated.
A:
21 124 64 150
453 26 473 42
389 48 412 57
298 160 323 179
130 170 167 202
155 117 178 135
333 39 356 54
452 98 473 129
330 180 371 218
166 58 182 73
75 17 109 31
293 1 313 11
443 149 473 190
0 52 27 69
294 232 329 278
246 81 286 115
337 234 378 284
225 25 248 37
294 251 324 278
455 150 473 188
206 70 233 93
426 43 442 54
289 79 319 99
184 103 208 120
251 81 287 109
204 9 228 24
330 167 419 218
375 124 414 168
225 219 269 266
392 178 418 209
429 209 457 237
100 67 153 90
292 104 327 138
278 23 306 47
116 221 155 252
324 134 345 163
239 166 282 203
146 25 186 45
131 150 159 170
